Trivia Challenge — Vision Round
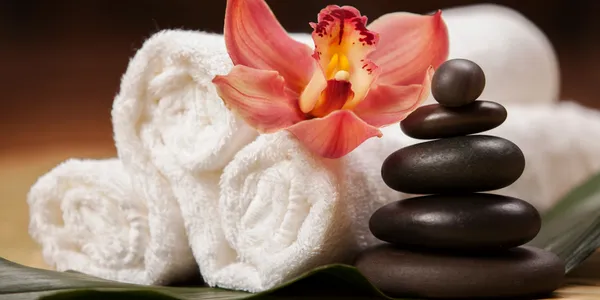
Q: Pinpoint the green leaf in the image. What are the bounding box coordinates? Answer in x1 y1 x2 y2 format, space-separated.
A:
528 171 600 272
3 171 600 300
0 259 397 300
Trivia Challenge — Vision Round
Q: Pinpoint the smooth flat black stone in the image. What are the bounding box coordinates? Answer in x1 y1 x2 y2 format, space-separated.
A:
432 59 486 107
369 194 541 250
381 135 525 194
354 244 565 299
400 101 507 139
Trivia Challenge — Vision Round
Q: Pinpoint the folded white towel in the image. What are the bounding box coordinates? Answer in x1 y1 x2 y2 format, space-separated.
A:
111 29 258 285
424 4 559 106
492 102 600 212
198 131 401 292
27 159 150 283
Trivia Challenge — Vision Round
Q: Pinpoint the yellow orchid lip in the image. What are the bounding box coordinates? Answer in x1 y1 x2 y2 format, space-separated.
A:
325 53 350 80
213 0 449 159
299 6 381 117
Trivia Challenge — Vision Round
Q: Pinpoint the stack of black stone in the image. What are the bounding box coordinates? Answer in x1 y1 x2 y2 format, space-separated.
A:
355 59 565 299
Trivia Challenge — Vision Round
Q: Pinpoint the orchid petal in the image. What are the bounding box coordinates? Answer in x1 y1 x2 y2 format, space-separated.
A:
213 65 305 133
225 0 315 93
287 110 382 159
355 66 434 127
311 5 380 106
368 10 449 86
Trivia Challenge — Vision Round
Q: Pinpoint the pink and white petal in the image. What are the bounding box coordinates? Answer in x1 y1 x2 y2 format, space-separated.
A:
287 110 382 159
213 65 305 133
299 68 328 113
310 5 380 107
368 10 449 86
343 59 379 109
225 0 315 93
311 5 379 75
354 66 434 127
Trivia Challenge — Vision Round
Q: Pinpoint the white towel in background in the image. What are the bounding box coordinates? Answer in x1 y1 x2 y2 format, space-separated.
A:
382 102 600 213
426 4 560 106
27 159 150 284
199 131 402 292
111 29 258 285
491 102 600 212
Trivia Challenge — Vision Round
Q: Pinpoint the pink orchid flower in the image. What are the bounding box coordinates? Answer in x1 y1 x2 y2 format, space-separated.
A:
213 0 449 159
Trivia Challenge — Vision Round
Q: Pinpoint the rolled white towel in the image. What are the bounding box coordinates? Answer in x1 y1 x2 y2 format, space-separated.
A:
200 131 402 292
423 4 560 105
111 29 258 285
110 28 408 291
27 159 150 283
492 102 600 212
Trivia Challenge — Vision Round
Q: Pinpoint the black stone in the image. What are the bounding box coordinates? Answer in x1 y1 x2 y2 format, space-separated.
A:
354 244 565 299
369 194 541 250
432 59 486 107
400 101 507 139
381 135 525 194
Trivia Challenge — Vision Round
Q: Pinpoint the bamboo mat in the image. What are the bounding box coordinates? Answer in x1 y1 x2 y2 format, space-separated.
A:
1 146 600 299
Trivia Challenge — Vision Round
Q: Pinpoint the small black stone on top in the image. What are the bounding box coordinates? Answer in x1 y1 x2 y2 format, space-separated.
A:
381 135 525 194
369 194 541 250
400 101 507 140
432 58 486 107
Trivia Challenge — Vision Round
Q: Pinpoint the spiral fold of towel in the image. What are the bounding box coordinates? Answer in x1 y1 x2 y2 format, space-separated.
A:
27 159 150 283
205 131 402 292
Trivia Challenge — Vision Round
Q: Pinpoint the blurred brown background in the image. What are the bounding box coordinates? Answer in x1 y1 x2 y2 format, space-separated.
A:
0 0 599 269
1 0 600 154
